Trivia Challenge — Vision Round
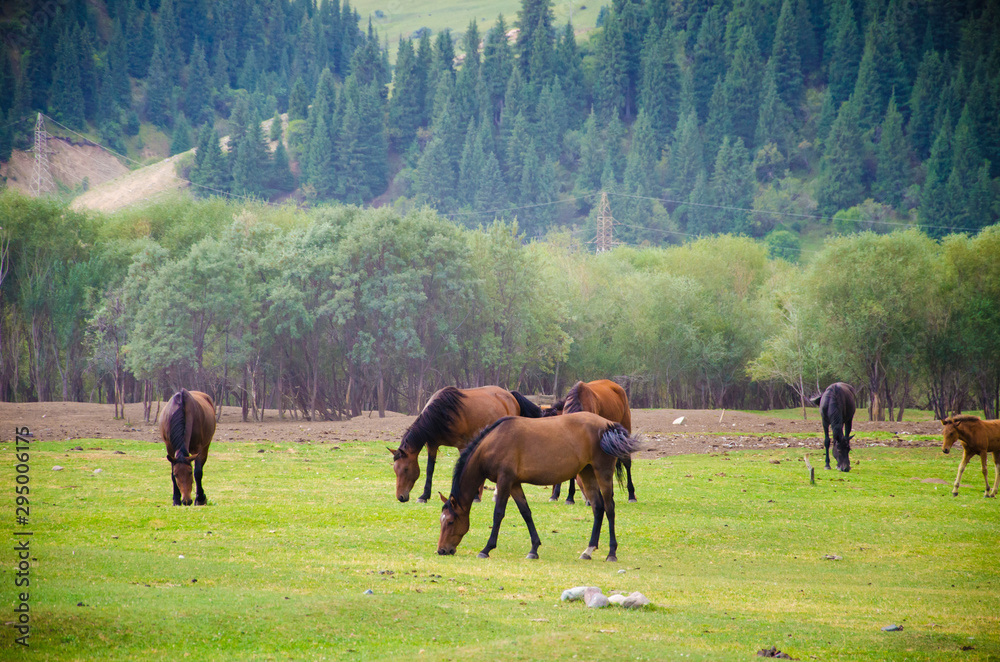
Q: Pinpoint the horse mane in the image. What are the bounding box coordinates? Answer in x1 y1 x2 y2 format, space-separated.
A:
948 414 982 424
401 387 466 453
541 399 564 417
168 390 188 457
563 382 585 413
510 390 543 418
450 417 512 497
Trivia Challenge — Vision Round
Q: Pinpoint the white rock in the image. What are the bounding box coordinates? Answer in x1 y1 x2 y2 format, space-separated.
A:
586 591 610 608
178 555 184 559
672 416 686 425
93 468 103 474
560 586 593 602
608 594 627 605
622 591 650 609
53 466 64 471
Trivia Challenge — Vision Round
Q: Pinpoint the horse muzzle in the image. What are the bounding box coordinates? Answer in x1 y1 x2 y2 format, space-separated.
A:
437 547 455 556
398 494 410 503
942 448 950 454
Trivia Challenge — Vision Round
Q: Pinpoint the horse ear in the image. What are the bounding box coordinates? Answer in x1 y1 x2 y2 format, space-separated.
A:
166 455 175 464
439 491 448 504
387 446 398 455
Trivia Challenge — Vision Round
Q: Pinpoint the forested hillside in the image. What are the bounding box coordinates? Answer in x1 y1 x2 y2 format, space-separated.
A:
2 0 998 241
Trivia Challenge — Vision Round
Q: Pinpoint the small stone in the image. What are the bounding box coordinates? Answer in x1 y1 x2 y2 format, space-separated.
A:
608 594 627 605
178 555 184 559
53 466 63 471
672 416 686 425
585 591 610 608
72 446 83 451
881 624 903 632
93 468 103 474
622 591 651 609
823 554 842 561
560 586 591 602
363 589 374 595
617 569 626 574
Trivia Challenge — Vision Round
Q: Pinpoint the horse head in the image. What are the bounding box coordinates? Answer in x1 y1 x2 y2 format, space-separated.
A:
941 417 961 454
170 449 198 505
832 431 853 472
437 492 470 555
389 447 419 502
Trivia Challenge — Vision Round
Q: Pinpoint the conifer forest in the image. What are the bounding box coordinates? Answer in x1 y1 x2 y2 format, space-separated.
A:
1 0 999 420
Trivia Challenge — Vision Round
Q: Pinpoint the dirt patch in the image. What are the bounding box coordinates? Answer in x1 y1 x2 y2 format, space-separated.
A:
0 402 944 457
2 137 129 194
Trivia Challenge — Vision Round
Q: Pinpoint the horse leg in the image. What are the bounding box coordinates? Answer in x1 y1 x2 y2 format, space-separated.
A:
194 460 207 506
623 457 637 502
980 452 991 498
990 451 1000 498
479 480 511 559
171 472 181 506
952 450 973 496
577 468 602 560
566 479 576 505
595 469 618 562
549 483 560 502
417 447 437 503
823 418 832 470
510 484 541 559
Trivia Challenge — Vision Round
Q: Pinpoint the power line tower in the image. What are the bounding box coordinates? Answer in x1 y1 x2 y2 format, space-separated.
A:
30 113 55 197
594 191 618 252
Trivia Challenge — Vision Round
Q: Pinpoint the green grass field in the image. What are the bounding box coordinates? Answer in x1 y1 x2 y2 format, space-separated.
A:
3 437 998 660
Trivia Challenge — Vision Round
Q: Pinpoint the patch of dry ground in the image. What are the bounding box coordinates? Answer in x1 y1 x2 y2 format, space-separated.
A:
1 137 128 194
0 401 944 458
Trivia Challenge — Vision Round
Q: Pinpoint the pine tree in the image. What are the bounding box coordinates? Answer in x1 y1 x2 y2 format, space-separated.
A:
526 14 555 87
269 141 297 193
49 30 85 129
145 42 172 127
0 51 14 117
554 23 586 126
907 50 947 159
238 47 261 93
232 108 269 197
185 39 212 126
770 0 803 110
73 25 99 121
575 110 604 193
872 94 910 209
825 1 861 107
128 0 156 78
534 81 565 159
414 30 434 128
755 61 794 154
638 21 680 146
816 99 866 215
452 20 482 128
457 120 482 207
337 77 388 203
720 26 763 149
288 77 309 121
416 115 458 210
475 150 508 214
388 38 421 151
593 9 629 121
707 136 754 234
190 123 229 195
621 110 659 212
307 113 338 197
482 15 514 126
691 5 725 121
170 114 193 155
669 108 704 199
851 27 884 133
516 0 555 72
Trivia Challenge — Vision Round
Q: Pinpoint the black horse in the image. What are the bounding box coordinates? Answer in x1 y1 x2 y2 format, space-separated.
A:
810 382 856 472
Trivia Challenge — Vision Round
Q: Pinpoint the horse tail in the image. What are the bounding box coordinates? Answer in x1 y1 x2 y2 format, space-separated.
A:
808 393 822 406
510 390 543 418
600 422 640 461
168 389 188 459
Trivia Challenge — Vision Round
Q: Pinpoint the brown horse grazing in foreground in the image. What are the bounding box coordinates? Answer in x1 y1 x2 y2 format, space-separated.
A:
160 389 216 506
543 379 637 503
437 412 641 562
389 386 543 503
941 415 1000 498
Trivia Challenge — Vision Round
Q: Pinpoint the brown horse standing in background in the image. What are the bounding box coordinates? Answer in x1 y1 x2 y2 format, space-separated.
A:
160 389 216 506
544 379 637 503
389 386 543 502
437 412 641 561
941 415 1000 497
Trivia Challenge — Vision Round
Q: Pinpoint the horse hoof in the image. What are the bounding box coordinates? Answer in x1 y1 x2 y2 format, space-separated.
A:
417 497 427 503
477 552 489 559
549 497 558 502
473 497 481 503
952 492 959 497
526 553 538 560
606 555 618 562
628 498 638 503
565 499 574 505
579 553 591 560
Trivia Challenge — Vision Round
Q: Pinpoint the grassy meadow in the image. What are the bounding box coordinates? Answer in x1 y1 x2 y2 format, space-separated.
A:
2 435 998 661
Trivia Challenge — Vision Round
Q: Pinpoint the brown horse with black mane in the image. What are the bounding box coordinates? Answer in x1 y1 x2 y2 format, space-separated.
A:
941 415 1000 498
160 389 216 506
389 386 543 502
543 379 637 503
437 412 641 561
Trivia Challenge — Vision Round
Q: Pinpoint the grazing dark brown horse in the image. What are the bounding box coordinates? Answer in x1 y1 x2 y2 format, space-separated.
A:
389 386 542 502
941 415 1000 498
810 382 856 472
543 379 637 503
437 412 640 562
160 389 216 506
